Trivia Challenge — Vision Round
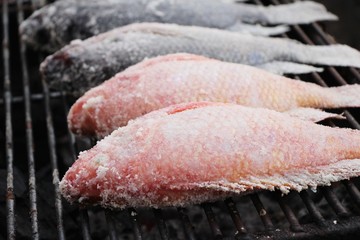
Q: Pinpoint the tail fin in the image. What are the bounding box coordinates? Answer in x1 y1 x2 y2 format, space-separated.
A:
257 61 323 75
124 53 210 73
227 22 289 36
329 84 360 108
285 108 345 123
258 61 323 75
238 1 337 25
294 44 360 68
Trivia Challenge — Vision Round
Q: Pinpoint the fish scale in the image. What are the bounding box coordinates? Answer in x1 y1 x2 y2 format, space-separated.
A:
60 102 360 208
20 0 336 52
67 53 360 137
41 23 360 95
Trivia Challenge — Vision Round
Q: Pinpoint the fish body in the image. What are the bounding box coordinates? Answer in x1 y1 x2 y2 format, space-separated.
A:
41 23 360 94
20 0 336 51
68 53 360 137
60 102 360 208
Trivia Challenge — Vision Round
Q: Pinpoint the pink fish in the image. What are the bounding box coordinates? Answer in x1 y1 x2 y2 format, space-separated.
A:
60 102 360 209
68 53 360 137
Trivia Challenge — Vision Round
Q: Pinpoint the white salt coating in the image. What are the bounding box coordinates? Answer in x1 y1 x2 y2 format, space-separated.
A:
41 22 360 95
82 96 104 110
285 108 345 122
96 166 109 179
68 53 357 137
60 102 360 209
20 0 337 52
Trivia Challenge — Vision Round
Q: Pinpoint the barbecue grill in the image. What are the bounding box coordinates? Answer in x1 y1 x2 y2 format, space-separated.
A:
2 0 360 239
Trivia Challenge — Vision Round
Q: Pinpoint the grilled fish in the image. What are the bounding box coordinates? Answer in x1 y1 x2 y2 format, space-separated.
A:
60 102 360 208
20 0 337 52
68 53 357 137
41 23 360 94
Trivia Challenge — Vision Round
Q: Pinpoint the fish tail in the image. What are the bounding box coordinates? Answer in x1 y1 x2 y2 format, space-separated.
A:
330 84 360 108
284 108 345 123
291 44 360 68
242 1 338 25
226 22 290 36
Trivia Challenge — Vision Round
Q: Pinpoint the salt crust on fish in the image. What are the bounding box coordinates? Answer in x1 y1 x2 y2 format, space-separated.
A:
41 23 360 94
60 102 360 209
20 0 336 51
68 53 358 137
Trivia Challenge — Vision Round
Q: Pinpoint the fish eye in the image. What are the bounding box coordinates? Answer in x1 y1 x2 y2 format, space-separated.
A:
36 28 50 45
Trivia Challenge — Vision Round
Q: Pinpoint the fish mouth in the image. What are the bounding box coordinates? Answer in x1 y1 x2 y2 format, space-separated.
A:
19 17 54 52
67 99 99 137
35 27 51 46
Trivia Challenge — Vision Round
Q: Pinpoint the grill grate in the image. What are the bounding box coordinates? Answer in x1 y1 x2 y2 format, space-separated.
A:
2 0 360 239
3 0 15 239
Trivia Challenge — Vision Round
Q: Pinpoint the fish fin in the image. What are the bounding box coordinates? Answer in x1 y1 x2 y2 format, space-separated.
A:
292 44 360 68
218 0 248 3
284 108 345 122
120 23 187 38
124 53 211 72
237 1 337 25
258 61 323 75
132 102 225 123
193 159 360 195
227 22 289 36
329 84 360 108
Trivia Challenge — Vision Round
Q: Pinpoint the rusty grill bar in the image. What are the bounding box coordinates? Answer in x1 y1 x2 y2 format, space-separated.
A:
1 0 360 239
3 0 15 239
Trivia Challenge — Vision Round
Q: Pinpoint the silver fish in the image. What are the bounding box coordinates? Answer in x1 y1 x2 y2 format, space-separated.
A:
20 0 337 52
40 23 360 94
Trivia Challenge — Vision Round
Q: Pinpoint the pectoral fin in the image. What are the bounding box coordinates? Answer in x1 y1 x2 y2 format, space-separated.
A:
258 61 323 75
284 108 345 122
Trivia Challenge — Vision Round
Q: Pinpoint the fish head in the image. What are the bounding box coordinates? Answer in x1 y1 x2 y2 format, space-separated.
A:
20 4 76 52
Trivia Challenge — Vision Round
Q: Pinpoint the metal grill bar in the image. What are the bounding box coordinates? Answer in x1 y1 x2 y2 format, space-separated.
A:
41 78 66 240
276 193 303 232
250 194 274 230
105 211 118 240
299 191 326 226
177 208 197 240
60 91 92 240
153 209 170 240
202 203 224 239
128 208 143 240
322 187 350 218
16 0 39 238
79 209 92 240
0 91 64 104
224 198 249 239
3 0 15 239
343 180 360 208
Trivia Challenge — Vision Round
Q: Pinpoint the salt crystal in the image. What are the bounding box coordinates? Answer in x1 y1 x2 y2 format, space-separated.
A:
94 153 109 164
82 96 104 110
96 166 109 179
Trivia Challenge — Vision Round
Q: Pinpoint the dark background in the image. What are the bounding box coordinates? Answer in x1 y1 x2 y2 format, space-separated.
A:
316 0 360 50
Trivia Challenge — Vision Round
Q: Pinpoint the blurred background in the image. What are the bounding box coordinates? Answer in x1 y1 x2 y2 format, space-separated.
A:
316 0 360 49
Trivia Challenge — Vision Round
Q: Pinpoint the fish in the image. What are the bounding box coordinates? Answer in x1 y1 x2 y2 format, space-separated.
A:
20 0 337 52
59 102 360 208
40 23 360 95
68 53 357 137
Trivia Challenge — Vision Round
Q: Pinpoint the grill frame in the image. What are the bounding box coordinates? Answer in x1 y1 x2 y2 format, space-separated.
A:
1 0 360 239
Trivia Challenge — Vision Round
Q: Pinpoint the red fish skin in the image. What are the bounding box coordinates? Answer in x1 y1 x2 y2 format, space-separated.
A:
61 102 360 208
68 53 360 137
